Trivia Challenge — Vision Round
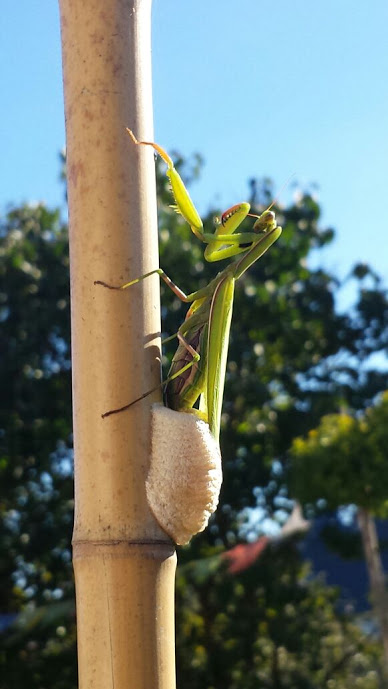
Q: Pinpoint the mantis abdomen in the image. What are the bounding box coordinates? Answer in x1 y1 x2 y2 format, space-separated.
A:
165 323 208 416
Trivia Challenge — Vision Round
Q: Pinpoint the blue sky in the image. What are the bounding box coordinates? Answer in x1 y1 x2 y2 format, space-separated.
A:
1 1 388 292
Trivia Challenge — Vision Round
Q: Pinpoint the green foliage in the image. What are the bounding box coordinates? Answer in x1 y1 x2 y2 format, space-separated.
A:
290 393 388 515
0 203 75 687
176 543 381 688
1 149 387 687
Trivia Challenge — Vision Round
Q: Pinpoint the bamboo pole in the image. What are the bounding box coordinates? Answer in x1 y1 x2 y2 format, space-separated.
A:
59 1 176 687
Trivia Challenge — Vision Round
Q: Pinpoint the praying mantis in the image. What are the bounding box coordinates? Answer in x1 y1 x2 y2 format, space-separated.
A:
95 130 282 443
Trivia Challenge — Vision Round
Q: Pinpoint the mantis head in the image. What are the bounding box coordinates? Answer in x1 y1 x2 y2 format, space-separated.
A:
252 209 277 235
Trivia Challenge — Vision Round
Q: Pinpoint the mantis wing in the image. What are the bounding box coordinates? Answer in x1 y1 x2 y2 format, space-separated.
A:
205 275 235 442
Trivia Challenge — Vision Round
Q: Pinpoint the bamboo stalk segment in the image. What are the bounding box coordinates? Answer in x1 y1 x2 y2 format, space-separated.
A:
75 543 176 689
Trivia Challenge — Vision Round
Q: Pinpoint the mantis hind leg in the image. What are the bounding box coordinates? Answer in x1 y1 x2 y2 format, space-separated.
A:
161 332 178 345
95 268 191 302
101 331 202 419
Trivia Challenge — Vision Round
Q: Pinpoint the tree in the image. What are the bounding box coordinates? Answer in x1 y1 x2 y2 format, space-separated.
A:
176 541 381 689
0 202 75 687
290 393 388 677
1 149 387 686
157 157 387 543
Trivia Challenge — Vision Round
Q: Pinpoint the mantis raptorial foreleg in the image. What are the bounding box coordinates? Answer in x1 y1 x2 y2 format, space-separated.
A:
127 129 274 260
95 132 282 442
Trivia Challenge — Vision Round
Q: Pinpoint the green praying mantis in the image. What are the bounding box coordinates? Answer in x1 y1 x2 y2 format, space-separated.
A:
95 129 282 443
